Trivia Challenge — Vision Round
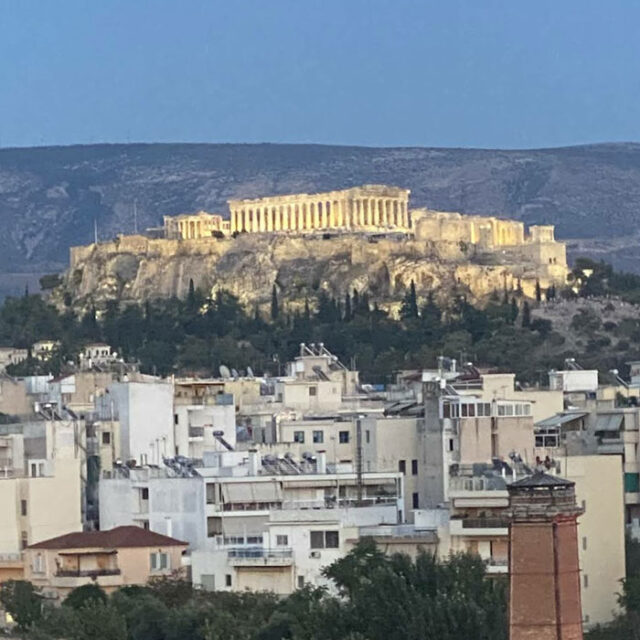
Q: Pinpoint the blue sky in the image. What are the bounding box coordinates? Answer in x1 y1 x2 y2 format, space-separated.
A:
1 0 639 149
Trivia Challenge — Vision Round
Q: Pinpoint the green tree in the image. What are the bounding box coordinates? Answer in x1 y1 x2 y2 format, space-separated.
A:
0 579 42 632
63 584 107 610
535 279 542 302
522 300 531 328
270 284 279 320
400 280 419 320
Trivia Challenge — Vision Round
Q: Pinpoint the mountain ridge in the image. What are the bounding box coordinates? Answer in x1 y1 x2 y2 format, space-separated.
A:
1 141 640 297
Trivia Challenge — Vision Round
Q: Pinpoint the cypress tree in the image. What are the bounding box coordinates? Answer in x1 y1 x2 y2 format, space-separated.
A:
401 279 419 319
535 280 542 302
344 292 352 322
510 297 518 324
270 284 279 320
522 300 531 328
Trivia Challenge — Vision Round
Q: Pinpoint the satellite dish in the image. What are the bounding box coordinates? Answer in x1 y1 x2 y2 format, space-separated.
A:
231 368 239 379
219 365 231 379
247 366 254 378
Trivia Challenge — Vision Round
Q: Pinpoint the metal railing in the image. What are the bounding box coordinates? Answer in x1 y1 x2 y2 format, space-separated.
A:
56 568 121 578
457 517 509 529
227 547 292 560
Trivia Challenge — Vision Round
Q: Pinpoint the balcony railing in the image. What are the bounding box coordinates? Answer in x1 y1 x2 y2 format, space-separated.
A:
228 547 292 560
458 517 510 529
56 568 121 578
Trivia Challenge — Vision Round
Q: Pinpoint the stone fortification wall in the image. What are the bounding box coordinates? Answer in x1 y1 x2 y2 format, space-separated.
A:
60 231 567 316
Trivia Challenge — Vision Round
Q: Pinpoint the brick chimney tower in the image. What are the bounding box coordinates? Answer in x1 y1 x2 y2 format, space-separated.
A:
507 471 584 640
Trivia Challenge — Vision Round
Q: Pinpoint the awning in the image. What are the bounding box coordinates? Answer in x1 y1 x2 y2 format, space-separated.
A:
221 515 268 536
535 413 587 428
595 414 624 433
222 482 282 503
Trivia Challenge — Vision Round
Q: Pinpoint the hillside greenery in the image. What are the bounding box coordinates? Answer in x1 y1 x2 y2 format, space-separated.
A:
4 260 640 383
0 543 507 640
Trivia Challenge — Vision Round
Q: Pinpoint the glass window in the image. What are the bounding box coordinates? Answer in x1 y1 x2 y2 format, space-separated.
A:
398 460 406 474
276 535 289 546
365 430 370 444
310 530 324 549
309 386 317 396
443 403 451 418
20 500 27 516
102 431 111 445
293 431 305 443
484 403 491 416
225 574 232 587
412 492 419 509
411 460 418 476
313 430 324 444
468 404 475 417
325 531 339 548
339 431 350 444
461 404 468 417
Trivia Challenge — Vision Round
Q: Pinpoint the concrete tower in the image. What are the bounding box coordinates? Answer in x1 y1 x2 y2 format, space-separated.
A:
507 472 584 640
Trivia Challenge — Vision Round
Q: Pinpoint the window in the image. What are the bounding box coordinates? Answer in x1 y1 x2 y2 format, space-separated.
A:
412 492 419 509
443 403 451 418
309 386 317 396
150 552 170 571
398 460 406 475
448 439 454 452
310 530 339 549
625 473 640 493
293 431 305 443
583 574 589 588
276 535 289 546
33 553 44 574
313 430 324 444
411 460 418 476
365 430 370 444
339 431 350 444
207 516 222 537
141 488 149 500
174 413 179 425
225 574 232 587
297 576 305 589
582 537 587 551
102 431 111 445
325 531 339 548
247 536 263 545
20 500 27 516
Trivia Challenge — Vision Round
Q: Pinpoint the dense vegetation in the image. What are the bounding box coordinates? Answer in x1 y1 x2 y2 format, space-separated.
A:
0 542 506 640
4 258 640 383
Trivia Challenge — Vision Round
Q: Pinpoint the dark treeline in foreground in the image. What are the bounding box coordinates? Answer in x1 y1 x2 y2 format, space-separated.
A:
0 542 507 640
6 257 640 383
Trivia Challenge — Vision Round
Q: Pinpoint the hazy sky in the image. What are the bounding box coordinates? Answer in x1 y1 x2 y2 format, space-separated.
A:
1 0 639 149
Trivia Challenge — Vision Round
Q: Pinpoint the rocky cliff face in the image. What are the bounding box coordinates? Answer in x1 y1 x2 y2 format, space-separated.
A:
57 233 560 314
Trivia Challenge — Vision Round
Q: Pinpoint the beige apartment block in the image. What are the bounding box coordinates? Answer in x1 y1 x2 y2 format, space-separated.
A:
24 526 187 601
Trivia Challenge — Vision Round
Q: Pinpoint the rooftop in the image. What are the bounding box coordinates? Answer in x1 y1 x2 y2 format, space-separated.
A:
28 526 187 550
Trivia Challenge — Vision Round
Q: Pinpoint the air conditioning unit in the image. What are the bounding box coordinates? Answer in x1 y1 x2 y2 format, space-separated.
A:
309 551 321 559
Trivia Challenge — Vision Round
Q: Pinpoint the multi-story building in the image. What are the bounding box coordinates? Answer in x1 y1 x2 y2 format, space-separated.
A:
24 526 187 601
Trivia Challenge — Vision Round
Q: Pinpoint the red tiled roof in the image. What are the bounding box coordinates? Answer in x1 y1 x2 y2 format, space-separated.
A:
28 526 187 550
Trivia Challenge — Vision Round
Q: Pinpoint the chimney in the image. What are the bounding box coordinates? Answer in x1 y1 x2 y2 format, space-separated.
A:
165 516 173 538
317 450 327 474
248 449 261 476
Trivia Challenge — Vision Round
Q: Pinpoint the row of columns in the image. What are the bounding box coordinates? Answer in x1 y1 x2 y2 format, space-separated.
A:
178 219 204 239
230 197 409 234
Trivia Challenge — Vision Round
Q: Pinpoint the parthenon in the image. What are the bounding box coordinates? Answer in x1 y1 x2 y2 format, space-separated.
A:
227 185 410 234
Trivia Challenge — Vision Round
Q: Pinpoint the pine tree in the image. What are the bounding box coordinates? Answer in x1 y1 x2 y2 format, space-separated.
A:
535 280 542 303
270 284 279 320
522 300 531 328
352 288 360 312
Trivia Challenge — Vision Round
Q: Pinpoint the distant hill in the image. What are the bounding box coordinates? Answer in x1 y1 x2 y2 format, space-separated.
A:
1 141 640 294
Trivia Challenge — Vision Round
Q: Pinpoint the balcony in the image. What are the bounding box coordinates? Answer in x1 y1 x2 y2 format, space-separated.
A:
52 568 122 589
0 553 23 568
597 437 624 455
56 568 121 578
449 517 509 537
227 547 293 567
485 558 508 574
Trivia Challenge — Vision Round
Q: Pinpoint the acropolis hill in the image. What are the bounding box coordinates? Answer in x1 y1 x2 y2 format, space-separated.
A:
57 184 568 314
